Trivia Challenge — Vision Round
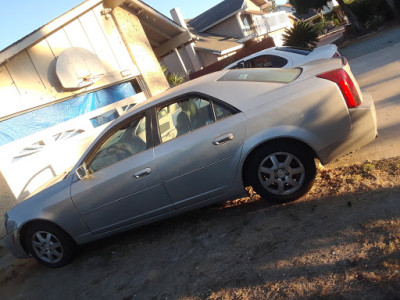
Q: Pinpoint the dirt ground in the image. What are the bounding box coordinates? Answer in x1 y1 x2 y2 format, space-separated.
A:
1 156 400 299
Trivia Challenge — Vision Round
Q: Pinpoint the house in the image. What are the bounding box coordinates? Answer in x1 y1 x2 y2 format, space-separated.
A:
294 8 319 23
292 0 339 23
160 0 293 78
0 0 195 205
276 3 296 14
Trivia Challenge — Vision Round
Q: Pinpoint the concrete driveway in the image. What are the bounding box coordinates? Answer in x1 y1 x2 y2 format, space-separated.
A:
327 26 400 167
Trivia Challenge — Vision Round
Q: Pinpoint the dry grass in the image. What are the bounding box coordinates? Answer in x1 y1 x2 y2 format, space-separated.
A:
1 157 400 299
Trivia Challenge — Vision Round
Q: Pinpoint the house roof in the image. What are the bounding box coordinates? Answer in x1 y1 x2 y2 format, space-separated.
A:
187 0 245 32
0 0 190 65
193 32 243 55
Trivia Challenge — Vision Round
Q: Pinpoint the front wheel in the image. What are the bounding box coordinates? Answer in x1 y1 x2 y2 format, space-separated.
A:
24 223 77 268
246 142 316 203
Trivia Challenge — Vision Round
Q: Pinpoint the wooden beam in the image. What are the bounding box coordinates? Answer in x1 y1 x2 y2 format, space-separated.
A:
173 48 188 78
103 0 126 9
154 31 194 57
129 0 187 31
140 18 172 40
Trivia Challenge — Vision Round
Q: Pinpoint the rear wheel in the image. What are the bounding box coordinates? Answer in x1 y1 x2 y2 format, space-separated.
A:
246 142 316 203
24 223 77 268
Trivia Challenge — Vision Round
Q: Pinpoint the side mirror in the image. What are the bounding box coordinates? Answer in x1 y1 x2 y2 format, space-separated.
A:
76 164 88 180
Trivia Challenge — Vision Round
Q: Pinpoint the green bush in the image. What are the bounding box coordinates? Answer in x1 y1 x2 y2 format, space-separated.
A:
161 64 185 87
166 73 185 86
312 21 335 35
333 18 341 26
283 21 319 49
365 15 386 31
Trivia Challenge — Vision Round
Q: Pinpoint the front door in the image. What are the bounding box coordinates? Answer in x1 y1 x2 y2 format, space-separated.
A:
71 114 173 234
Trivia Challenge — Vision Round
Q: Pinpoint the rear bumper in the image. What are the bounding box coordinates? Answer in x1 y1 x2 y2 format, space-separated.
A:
318 91 377 164
3 229 30 259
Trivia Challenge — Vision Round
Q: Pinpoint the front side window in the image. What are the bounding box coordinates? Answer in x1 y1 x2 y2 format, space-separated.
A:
88 116 147 172
157 96 235 143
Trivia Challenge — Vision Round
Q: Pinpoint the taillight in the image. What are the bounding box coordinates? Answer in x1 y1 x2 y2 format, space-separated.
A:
317 68 361 108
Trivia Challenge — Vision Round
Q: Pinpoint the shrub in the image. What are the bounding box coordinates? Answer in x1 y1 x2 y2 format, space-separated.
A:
161 65 185 87
347 0 391 24
166 73 185 86
313 21 335 35
365 15 386 31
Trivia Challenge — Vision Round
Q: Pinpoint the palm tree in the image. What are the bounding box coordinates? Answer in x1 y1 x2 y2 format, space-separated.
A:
282 21 319 49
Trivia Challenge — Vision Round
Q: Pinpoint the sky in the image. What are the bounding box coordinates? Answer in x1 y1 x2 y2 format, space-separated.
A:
0 0 287 51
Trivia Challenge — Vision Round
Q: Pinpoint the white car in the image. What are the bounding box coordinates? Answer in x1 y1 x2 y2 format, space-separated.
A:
224 44 339 69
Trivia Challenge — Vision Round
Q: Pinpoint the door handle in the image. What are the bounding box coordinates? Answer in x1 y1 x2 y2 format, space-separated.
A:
212 133 234 145
133 168 152 179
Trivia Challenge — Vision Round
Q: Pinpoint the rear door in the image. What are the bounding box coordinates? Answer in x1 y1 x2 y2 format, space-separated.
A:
153 94 246 208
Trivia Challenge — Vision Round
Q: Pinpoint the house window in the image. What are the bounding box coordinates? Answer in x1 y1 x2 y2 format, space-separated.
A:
241 15 254 36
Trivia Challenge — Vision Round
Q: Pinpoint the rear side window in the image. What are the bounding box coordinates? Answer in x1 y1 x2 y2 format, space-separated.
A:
275 47 312 56
156 96 236 143
246 55 288 68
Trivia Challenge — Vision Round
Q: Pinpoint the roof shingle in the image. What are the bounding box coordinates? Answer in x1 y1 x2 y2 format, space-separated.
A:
188 0 245 32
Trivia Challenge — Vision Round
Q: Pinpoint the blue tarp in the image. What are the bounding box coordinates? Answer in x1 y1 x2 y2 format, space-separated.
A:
0 82 136 147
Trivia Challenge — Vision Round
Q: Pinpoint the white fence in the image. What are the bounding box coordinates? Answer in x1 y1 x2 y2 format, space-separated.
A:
252 11 292 37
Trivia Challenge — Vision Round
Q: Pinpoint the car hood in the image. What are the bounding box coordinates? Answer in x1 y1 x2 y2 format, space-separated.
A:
22 168 72 202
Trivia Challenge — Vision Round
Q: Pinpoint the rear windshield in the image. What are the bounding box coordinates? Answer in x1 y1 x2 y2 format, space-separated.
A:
275 46 312 56
218 68 301 84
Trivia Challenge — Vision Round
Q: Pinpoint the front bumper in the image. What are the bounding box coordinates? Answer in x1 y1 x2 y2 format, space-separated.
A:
318 91 377 165
3 229 30 259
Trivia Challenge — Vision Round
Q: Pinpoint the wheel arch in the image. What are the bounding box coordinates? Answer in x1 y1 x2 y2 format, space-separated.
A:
241 137 318 187
19 219 76 254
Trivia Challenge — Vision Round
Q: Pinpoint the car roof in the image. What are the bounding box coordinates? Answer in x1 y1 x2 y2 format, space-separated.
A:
119 58 344 123
120 68 295 117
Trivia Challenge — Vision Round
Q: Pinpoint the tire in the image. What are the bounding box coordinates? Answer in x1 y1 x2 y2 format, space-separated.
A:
24 223 77 268
246 142 316 203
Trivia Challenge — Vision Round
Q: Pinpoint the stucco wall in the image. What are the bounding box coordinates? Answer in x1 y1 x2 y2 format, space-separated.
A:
207 16 244 39
161 46 196 77
197 51 220 68
112 7 169 97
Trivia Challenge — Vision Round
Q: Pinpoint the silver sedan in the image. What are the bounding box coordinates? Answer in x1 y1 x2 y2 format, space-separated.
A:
3 57 377 267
